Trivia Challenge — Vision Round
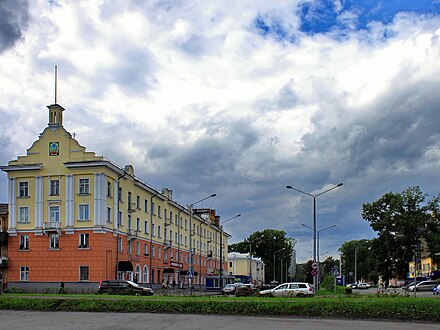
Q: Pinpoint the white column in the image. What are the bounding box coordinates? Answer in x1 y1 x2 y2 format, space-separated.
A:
94 173 106 226
65 175 74 227
35 176 43 228
113 179 119 230
8 178 16 230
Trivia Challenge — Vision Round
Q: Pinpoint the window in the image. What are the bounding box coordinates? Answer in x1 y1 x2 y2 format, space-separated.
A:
152 245 155 257
144 199 148 212
107 207 112 222
118 237 122 252
151 202 155 215
158 205 161 218
136 218 140 232
19 182 29 197
185 219 187 230
49 206 60 222
152 223 155 236
20 266 29 281
79 233 89 248
136 196 140 208
78 204 90 221
118 211 122 226
80 266 89 281
50 180 60 196
128 214 132 229
79 178 90 194
107 181 112 197
118 187 122 201
19 235 29 250
136 242 140 255
50 233 59 249
128 241 132 254
144 220 148 234
158 225 161 238
144 243 149 256
158 246 161 258
19 207 29 223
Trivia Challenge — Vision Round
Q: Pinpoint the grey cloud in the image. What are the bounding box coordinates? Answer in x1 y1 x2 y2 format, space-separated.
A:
0 0 30 53
254 79 299 112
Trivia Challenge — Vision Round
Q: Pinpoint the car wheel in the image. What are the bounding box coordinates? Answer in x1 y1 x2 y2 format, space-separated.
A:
297 293 305 297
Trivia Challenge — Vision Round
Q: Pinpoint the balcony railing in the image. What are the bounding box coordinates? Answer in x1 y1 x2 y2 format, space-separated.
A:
44 221 61 230
164 240 172 249
127 203 137 213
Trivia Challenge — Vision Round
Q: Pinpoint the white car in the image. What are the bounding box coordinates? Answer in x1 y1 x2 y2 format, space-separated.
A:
356 283 371 289
259 282 314 297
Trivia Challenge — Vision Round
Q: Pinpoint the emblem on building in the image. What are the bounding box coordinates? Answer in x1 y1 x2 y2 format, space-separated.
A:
49 142 59 156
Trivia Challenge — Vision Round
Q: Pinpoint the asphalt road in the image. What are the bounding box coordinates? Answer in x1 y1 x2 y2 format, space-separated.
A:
1 311 439 330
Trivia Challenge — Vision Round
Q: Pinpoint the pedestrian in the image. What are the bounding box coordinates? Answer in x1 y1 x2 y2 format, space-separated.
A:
161 279 166 290
172 279 176 289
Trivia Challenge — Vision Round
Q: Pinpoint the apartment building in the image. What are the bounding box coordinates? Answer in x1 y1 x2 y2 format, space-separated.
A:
1 102 227 291
0 204 8 290
227 251 265 285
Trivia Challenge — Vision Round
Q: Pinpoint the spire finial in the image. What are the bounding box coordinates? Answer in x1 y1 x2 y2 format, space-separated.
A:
54 65 58 104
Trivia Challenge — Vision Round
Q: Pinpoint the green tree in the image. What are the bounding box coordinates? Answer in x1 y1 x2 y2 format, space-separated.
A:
228 229 292 283
426 194 440 265
362 186 429 283
339 239 376 283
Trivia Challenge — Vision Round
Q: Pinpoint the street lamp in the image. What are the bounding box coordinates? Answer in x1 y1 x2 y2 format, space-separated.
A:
280 254 292 283
188 193 216 295
219 214 241 290
247 234 264 283
301 223 336 289
354 240 369 285
286 183 343 291
273 247 285 282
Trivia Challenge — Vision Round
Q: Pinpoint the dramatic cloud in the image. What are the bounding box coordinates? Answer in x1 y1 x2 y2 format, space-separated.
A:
1 0 439 262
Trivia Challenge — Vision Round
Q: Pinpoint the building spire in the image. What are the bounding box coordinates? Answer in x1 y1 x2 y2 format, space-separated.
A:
48 65 64 127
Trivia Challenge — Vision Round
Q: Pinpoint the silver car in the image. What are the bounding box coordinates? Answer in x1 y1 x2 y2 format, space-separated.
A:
259 282 314 297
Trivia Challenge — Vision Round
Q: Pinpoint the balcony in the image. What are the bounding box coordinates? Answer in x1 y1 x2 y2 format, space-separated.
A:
44 221 61 231
164 240 172 249
0 231 8 242
127 228 140 241
127 203 137 213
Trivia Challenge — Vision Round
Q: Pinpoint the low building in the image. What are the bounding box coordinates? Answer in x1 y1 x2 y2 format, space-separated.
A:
227 252 265 285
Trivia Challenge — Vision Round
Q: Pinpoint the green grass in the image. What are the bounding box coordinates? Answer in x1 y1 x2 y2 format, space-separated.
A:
0 293 439 321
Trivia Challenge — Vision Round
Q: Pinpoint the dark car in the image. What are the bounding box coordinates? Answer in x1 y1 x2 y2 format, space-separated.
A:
235 284 255 297
222 283 238 295
98 280 154 296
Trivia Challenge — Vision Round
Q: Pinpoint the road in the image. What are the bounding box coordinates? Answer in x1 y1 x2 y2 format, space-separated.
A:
1 311 439 330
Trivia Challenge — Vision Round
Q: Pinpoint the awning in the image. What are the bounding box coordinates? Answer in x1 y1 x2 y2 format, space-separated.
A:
163 268 175 274
117 261 133 272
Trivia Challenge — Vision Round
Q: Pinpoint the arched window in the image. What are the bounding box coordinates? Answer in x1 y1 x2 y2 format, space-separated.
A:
143 265 149 283
135 264 141 283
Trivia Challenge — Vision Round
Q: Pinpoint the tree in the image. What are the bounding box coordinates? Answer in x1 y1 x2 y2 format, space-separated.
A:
426 194 440 265
339 239 377 283
362 186 430 283
228 229 292 283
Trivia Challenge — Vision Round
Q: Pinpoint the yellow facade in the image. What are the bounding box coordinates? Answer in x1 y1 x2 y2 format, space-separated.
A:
2 103 228 287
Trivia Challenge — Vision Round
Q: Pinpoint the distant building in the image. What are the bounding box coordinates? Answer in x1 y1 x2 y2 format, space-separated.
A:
1 101 228 292
227 252 265 285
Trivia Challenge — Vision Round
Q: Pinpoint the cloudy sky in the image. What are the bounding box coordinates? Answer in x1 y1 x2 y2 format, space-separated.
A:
1 0 440 263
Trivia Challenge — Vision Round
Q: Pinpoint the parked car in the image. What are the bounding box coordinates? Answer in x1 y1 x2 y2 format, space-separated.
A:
346 283 357 289
356 283 371 290
259 282 314 297
235 284 256 297
98 280 154 296
408 280 438 292
222 283 238 295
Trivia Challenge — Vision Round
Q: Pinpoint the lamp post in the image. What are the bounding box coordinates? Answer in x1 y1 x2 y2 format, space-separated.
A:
149 191 160 288
248 234 264 282
286 183 343 291
301 223 336 289
280 254 292 283
219 214 241 290
273 247 285 282
354 240 369 285
188 193 216 295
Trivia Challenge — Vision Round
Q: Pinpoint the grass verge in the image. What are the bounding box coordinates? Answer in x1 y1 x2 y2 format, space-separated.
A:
0 295 438 322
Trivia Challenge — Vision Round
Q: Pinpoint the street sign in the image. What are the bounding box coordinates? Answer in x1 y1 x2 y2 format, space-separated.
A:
331 266 340 277
187 272 194 278
311 262 318 269
311 269 318 276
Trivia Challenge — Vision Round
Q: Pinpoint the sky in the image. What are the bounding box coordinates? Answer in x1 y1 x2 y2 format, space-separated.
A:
1 0 439 263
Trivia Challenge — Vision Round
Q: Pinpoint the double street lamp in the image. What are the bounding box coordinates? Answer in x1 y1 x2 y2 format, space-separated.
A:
286 183 343 291
188 193 216 295
219 214 241 289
